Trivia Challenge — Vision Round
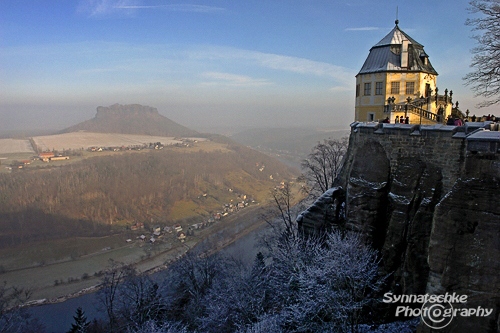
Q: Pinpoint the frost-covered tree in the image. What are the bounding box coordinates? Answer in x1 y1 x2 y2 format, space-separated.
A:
261 231 383 332
200 257 270 333
131 320 188 333
163 248 229 329
464 0 500 107
236 314 283 333
196 227 383 333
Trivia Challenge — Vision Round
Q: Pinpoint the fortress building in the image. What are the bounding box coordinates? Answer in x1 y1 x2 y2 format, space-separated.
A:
355 20 461 124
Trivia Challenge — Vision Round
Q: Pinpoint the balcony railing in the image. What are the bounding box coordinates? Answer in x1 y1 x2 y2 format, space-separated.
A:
385 98 442 123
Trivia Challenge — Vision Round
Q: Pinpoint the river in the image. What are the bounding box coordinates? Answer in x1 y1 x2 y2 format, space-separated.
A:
28 217 271 333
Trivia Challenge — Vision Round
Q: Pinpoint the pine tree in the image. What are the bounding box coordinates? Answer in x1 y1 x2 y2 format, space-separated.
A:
67 307 90 333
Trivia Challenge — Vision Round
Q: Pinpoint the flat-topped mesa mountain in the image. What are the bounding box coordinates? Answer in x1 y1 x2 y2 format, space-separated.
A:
61 103 199 137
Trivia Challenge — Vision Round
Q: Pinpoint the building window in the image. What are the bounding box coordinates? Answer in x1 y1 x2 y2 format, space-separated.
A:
406 82 415 95
364 83 371 96
368 113 375 122
356 84 360 97
375 82 383 95
391 82 400 95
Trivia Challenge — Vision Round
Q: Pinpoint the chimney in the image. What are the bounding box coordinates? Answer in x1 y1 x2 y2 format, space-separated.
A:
401 39 409 69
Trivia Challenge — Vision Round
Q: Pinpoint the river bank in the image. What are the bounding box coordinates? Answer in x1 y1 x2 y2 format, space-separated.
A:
27 205 274 333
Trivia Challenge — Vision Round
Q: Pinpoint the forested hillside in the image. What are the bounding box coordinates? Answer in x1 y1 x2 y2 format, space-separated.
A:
0 139 297 247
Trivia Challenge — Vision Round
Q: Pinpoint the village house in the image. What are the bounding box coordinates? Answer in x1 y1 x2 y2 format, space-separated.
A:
130 222 145 231
50 156 69 161
177 231 186 242
39 152 55 162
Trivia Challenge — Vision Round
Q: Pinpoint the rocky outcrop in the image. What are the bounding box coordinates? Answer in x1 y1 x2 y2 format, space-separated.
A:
296 187 345 236
298 122 500 332
95 103 159 118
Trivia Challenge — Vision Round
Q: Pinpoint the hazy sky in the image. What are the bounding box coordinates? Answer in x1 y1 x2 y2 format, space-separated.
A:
0 0 494 132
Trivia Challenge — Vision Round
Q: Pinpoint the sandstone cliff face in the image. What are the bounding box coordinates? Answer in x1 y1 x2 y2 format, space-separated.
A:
424 162 500 332
299 123 500 332
95 103 159 118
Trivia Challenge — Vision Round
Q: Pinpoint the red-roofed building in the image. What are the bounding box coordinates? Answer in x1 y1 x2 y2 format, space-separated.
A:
39 152 55 162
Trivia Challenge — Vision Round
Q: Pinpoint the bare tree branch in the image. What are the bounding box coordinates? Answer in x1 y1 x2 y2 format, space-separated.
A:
301 137 348 197
464 0 500 107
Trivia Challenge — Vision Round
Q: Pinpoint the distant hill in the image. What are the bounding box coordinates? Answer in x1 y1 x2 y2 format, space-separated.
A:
61 104 199 137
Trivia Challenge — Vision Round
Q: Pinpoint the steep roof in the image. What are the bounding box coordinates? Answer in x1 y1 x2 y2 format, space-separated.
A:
357 21 438 76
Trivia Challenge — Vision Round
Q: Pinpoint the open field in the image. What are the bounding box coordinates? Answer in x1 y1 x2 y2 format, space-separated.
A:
0 133 218 172
1 132 211 155
0 138 34 154
169 139 231 153
32 132 187 151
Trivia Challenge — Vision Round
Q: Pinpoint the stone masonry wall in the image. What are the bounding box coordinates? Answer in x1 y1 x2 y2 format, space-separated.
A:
338 123 466 194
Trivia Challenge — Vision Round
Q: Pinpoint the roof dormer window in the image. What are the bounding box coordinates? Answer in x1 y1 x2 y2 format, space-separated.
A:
420 51 428 65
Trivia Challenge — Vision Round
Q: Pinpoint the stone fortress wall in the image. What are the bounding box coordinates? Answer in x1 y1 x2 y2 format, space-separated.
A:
344 121 500 187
